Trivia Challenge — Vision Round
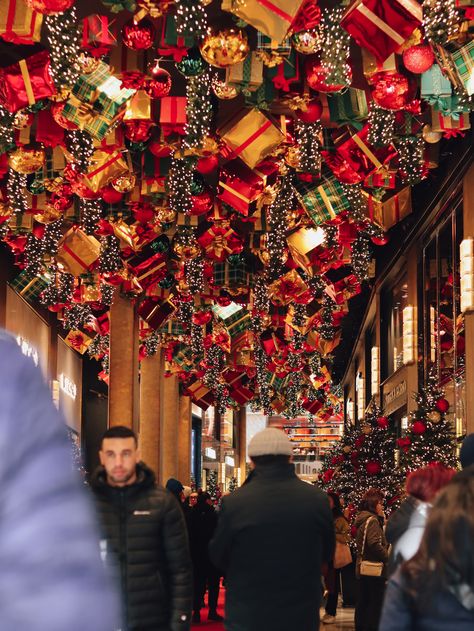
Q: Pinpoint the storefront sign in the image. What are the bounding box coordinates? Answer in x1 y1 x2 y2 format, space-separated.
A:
59 373 77 400
16 335 39 367
383 379 407 415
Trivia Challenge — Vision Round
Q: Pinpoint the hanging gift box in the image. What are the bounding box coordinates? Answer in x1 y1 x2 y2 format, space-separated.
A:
82 14 116 55
341 0 422 63
333 124 397 180
285 300 320 336
221 309 252 341
309 365 331 389
0 49 56 113
450 40 474 96
112 217 156 253
173 344 194 370
287 226 329 276
138 296 177 330
218 160 266 216
57 227 101 277
231 330 255 352
212 260 251 289
8 210 34 233
123 90 152 120
421 64 453 102
222 0 305 43
219 108 284 170
363 170 397 189
127 251 167 287
226 52 264 92
0 0 42 44
159 96 187 136
327 88 369 128
63 61 135 140
268 269 311 306
431 108 471 135
83 149 129 192
295 176 351 226
10 269 48 303
301 398 323 414
364 186 412 231
265 49 300 92
162 13 195 51
64 330 93 355
158 319 188 338
256 32 292 57
333 274 362 304
185 378 214 410
197 223 243 262
360 48 397 80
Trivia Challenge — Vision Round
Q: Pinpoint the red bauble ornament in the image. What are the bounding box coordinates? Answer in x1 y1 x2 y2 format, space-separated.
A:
192 311 212 325
101 187 123 204
191 191 213 215
122 18 155 51
322 469 335 483
296 99 323 123
436 398 450 413
123 120 153 143
371 234 389 246
145 67 172 99
412 421 427 435
24 0 74 14
403 44 435 74
149 140 172 157
377 416 389 429
196 154 219 174
366 461 382 476
306 59 351 92
372 72 412 111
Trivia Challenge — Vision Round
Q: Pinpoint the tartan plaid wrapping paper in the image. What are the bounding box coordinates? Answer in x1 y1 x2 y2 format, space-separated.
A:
451 40 474 96
256 33 292 56
294 177 351 226
221 309 251 339
327 88 369 128
63 61 135 140
226 52 264 92
173 344 194 371
158 319 188 337
212 260 253 288
10 271 48 302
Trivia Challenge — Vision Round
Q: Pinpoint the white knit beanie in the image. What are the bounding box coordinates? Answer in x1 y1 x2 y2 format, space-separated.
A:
248 428 292 457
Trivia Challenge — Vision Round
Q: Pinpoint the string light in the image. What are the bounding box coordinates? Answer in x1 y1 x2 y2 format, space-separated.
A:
100 282 115 306
65 130 94 172
43 219 64 256
396 135 426 185
99 235 123 273
0 106 15 153
321 5 351 88
184 69 213 150
169 158 193 215
367 105 395 148
341 183 368 224
44 6 81 89
295 121 322 174
64 303 93 329
144 330 160 357
24 234 44 275
81 199 102 235
175 0 209 39
6 170 27 215
267 176 293 282
319 293 337 341
422 0 459 45
351 233 372 282
185 257 204 293
87 333 110 360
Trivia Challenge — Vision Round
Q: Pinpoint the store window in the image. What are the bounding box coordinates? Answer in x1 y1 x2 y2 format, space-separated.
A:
421 200 465 436
382 275 408 379
365 324 376 404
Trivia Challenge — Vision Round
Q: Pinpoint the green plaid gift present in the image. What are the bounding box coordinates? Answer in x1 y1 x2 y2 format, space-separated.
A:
173 344 194 371
63 61 135 140
257 33 291 56
294 177 351 226
218 307 251 339
213 260 253 288
158 319 188 337
452 40 474 96
327 88 369 128
10 270 49 303
226 52 264 92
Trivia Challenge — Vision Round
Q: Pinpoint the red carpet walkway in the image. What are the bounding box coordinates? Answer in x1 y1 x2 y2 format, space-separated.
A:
191 589 225 630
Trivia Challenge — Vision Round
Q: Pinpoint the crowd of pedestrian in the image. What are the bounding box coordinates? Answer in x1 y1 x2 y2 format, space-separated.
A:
4 331 474 631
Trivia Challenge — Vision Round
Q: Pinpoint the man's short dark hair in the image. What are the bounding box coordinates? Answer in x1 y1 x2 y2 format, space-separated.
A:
251 455 291 466
101 425 137 447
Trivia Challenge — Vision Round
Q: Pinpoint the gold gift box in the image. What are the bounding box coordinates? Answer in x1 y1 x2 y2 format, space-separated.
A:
123 90 152 120
83 149 129 193
364 187 412 231
57 227 101 277
222 0 304 43
287 226 327 277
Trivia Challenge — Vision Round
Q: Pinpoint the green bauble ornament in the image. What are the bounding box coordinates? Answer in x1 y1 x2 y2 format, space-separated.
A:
176 48 207 77
190 173 205 195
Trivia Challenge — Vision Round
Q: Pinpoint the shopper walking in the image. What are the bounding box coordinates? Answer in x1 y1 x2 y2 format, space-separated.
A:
354 488 389 631
387 464 455 575
91 426 192 631
322 492 351 625
0 332 120 631
190 492 222 623
209 428 334 631
379 474 474 630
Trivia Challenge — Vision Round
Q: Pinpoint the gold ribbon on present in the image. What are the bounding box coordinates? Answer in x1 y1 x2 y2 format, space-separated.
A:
124 90 151 121
219 181 254 205
351 133 384 171
356 3 405 46
18 58 35 106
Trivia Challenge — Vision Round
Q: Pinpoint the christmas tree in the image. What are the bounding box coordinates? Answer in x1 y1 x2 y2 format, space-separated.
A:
206 469 221 504
398 370 458 472
318 425 359 505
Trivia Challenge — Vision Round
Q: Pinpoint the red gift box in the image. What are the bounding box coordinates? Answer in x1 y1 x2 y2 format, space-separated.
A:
0 49 56 113
332 124 397 181
159 96 187 136
260 329 286 356
218 159 266 216
197 224 243 262
231 384 254 405
302 398 323 414
127 251 167 288
333 274 361 305
341 0 422 63
138 297 177 330
185 378 215 410
0 0 42 45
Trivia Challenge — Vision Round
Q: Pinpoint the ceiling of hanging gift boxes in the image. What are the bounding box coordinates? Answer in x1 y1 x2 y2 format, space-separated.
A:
0 0 472 416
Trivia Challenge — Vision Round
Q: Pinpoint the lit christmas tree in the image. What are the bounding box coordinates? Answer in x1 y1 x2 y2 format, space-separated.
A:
318 425 359 505
206 469 220 503
398 370 458 472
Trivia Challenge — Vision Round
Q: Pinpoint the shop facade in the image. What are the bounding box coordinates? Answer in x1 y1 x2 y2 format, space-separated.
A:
343 157 473 441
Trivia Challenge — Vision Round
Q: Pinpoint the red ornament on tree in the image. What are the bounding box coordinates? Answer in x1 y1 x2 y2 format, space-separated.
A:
145 66 172 99
101 187 123 204
365 460 382 475
377 416 389 429
296 99 323 123
436 398 450 413
372 72 413 111
196 154 219 174
122 18 155 51
149 140 172 158
371 234 389 246
322 468 335 483
412 421 427 435
306 59 351 93
24 0 74 14
403 44 435 74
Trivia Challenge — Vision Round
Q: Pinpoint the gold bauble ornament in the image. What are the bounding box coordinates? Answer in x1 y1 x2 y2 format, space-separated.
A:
155 205 176 224
427 410 442 423
422 124 442 144
34 203 63 224
8 148 45 174
291 29 321 55
112 173 136 193
200 28 249 68
211 78 239 99
12 110 33 129
361 424 372 435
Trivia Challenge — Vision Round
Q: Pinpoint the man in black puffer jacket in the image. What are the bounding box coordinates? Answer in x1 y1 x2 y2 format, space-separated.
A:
91 425 192 631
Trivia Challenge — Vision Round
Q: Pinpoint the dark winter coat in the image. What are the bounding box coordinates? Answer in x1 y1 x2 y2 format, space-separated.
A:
380 568 474 631
189 500 218 564
0 331 120 631
354 510 389 578
91 463 192 631
209 462 334 631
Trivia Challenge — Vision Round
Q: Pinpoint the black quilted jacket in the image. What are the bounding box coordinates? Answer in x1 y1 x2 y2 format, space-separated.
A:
90 463 192 631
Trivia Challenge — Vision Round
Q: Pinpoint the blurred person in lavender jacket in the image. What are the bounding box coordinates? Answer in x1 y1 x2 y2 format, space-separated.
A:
0 331 120 631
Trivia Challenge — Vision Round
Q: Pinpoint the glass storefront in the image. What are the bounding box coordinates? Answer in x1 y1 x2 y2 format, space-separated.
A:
382 275 409 380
